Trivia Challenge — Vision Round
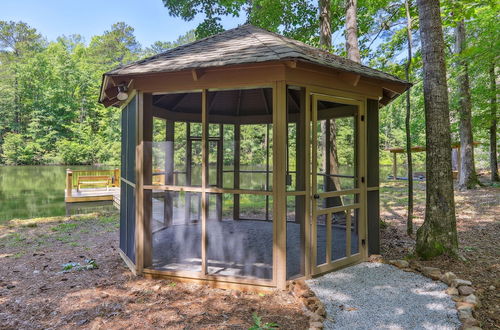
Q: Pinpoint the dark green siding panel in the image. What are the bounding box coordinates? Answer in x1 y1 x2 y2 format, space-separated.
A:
367 99 380 255
119 96 137 264
367 190 380 254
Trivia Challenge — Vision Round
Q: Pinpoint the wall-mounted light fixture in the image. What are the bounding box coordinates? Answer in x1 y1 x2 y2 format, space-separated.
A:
116 85 129 101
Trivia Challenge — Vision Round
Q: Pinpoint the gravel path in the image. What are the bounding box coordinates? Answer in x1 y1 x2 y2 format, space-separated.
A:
307 262 460 330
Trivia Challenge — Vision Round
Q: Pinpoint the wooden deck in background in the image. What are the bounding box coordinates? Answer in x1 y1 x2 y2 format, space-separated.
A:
65 187 120 204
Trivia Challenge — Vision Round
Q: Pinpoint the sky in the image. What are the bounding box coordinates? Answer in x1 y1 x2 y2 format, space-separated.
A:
0 0 246 47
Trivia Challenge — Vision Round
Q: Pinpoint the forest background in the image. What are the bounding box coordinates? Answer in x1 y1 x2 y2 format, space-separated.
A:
0 0 497 170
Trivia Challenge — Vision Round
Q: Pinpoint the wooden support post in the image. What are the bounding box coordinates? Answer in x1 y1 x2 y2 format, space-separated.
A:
295 87 306 276
185 123 192 223
233 124 241 220
164 120 174 226
216 124 223 221
304 87 311 278
273 81 287 289
66 169 73 198
265 123 270 221
201 89 208 274
136 92 153 273
392 152 397 180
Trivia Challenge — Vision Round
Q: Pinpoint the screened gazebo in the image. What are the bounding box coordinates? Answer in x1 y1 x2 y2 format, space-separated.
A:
99 25 410 290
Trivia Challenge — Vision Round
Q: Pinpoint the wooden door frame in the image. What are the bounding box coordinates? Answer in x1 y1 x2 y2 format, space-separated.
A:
309 93 367 277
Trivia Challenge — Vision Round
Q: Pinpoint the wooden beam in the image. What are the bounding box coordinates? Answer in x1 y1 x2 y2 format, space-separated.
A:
317 105 357 120
153 104 274 124
285 60 297 69
381 80 408 95
286 62 384 99
129 63 286 94
261 89 270 114
339 72 361 87
191 68 205 81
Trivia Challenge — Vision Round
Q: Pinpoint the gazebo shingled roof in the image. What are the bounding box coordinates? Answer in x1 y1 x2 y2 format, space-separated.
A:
100 24 410 106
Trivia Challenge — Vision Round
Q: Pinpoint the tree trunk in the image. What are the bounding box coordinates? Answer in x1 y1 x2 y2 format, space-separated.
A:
319 0 332 49
415 0 458 259
405 0 414 237
489 63 499 182
455 20 479 189
319 0 341 204
345 0 361 63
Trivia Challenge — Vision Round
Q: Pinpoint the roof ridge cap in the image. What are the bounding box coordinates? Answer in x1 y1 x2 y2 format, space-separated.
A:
244 26 283 58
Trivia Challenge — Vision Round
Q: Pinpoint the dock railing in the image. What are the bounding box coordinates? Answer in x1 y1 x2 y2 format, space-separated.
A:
66 168 120 198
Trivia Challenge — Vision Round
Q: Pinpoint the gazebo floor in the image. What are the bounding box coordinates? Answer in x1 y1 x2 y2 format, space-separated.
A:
151 220 358 280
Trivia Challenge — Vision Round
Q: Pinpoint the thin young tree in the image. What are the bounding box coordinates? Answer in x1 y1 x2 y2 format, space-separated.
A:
489 63 499 182
415 0 458 259
455 19 479 189
404 0 414 236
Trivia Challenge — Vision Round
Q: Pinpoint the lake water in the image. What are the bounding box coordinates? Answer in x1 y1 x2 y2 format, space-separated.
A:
0 164 418 223
0 165 117 223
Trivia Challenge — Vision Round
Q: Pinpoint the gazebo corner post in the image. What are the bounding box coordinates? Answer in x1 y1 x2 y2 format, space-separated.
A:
359 99 368 261
366 98 381 256
233 124 241 220
273 81 287 289
302 86 312 278
135 91 153 274
201 89 208 276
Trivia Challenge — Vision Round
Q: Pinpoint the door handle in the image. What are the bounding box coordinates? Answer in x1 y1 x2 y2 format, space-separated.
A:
313 194 320 199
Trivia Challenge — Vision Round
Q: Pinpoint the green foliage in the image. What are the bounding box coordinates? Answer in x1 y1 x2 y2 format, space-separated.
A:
61 259 98 272
162 0 318 43
249 312 279 330
1 0 498 173
0 21 195 165
1 132 43 165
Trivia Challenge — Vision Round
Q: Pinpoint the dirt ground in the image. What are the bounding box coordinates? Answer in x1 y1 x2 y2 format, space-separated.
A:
380 174 500 329
1 175 498 329
0 214 309 329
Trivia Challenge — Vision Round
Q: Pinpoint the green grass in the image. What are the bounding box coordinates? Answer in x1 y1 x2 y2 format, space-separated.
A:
100 216 117 224
2 232 26 247
55 235 73 243
51 222 78 233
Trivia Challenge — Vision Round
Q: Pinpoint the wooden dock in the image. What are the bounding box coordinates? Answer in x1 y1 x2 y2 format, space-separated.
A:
65 168 121 206
65 187 120 203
